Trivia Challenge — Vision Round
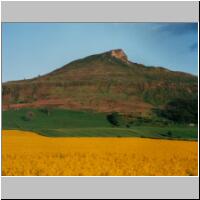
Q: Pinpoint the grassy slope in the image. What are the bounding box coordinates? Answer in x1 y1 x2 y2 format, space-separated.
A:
2 108 197 140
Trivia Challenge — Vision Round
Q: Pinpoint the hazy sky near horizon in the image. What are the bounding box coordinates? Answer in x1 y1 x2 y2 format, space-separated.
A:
2 23 198 82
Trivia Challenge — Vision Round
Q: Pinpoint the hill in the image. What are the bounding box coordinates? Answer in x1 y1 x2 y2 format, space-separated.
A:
2 49 198 116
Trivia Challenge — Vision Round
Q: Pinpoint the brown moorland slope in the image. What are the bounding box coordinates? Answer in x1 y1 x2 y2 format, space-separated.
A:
2 49 197 115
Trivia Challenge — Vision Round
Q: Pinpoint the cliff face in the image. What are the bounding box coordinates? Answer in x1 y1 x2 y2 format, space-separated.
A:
109 49 128 62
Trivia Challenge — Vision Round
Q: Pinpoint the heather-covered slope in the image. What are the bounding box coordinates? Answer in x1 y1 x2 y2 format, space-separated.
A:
2 49 197 115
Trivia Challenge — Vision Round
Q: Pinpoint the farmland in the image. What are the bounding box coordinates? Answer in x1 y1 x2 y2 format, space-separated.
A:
2 108 198 176
2 108 198 140
2 130 198 176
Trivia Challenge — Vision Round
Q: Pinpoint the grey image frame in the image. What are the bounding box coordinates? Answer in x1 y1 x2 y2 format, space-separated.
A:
1 1 199 199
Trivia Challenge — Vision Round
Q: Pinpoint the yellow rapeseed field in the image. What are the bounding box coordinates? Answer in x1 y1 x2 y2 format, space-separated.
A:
2 130 198 176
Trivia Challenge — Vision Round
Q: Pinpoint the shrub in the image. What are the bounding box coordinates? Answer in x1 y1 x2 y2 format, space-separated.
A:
40 106 52 116
166 131 172 137
107 112 120 126
22 111 35 121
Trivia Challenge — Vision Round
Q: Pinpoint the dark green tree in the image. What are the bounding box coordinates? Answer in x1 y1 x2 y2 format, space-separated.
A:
107 112 121 126
156 97 198 124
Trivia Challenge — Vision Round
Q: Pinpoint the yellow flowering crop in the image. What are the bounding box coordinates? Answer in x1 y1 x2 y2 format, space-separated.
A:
2 130 198 176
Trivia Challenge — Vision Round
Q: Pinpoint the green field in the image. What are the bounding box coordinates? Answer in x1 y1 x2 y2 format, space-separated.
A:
2 108 198 140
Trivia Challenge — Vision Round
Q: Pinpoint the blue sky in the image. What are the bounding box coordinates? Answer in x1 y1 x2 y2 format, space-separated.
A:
2 23 198 82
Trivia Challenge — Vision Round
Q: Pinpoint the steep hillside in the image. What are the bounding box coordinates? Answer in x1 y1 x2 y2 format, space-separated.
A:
2 49 197 115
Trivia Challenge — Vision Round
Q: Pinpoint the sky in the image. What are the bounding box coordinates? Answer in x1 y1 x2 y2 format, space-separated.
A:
2 23 198 82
